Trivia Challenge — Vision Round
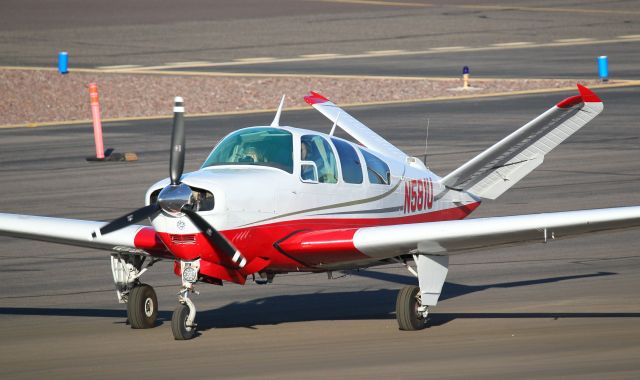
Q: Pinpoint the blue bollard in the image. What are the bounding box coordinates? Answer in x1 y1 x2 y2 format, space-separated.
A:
58 52 68 74
597 56 608 82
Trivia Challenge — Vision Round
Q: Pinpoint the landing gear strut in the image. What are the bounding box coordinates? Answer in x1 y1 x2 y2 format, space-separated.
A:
394 255 449 331
110 253 160 329
172 260 200 340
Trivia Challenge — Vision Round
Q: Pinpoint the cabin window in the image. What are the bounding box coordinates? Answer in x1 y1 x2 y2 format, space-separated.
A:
331 138 363 184
201 127 293 173
359 148 390 185
300 135 338 184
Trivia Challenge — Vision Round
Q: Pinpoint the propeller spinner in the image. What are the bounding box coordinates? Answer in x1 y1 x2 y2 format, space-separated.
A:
97 97 247 268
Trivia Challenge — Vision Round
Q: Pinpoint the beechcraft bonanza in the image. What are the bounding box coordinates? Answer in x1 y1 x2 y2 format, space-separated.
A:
1 85 640 339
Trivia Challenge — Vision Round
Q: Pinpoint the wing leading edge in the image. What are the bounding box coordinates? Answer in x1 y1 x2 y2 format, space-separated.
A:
277 206 640 261
0 213 169 257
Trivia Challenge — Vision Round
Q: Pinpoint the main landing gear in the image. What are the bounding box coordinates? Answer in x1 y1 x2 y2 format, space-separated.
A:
110 253 160 329
394 254 449 331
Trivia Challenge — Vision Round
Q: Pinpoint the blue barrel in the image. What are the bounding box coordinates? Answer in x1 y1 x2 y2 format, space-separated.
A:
597 56 608 81
58 52 68 74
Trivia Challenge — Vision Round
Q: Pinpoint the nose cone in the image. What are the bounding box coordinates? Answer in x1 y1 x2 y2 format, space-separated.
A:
157 183 193 216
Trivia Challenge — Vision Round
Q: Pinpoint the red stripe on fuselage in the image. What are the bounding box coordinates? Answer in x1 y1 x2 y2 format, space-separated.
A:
153 202 481 271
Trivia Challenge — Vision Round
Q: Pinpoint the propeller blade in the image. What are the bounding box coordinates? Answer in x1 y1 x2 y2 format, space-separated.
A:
182 207 247 268
98 203 160 236
169 97 185 185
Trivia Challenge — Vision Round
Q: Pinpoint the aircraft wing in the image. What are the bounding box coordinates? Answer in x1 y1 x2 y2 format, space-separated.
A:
304 91 409 161
0 213 170 257
440 84 604 199
277 206 640 262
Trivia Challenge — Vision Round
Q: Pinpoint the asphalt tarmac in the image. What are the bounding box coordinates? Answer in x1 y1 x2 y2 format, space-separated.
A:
1 0 638 69
1 86 639 379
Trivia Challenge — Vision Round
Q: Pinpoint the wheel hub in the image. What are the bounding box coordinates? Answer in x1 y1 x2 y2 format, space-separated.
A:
144 297 154 317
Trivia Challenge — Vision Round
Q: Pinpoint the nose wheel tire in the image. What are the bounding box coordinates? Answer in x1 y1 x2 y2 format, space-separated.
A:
127 284 158 329
396 285 428 331
172 303 196 340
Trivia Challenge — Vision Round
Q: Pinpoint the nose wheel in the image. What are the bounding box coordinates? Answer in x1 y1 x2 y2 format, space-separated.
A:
172 302 196 340
171 259 200 340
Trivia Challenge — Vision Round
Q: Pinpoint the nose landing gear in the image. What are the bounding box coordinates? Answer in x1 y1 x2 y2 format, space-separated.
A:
172 259 200 340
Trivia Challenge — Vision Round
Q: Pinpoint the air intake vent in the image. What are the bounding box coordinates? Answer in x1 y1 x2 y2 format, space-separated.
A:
170 234 197 245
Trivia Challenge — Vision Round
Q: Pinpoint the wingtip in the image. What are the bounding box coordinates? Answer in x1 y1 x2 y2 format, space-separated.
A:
557 84 602 108
304 91 330 105
577 84 602 103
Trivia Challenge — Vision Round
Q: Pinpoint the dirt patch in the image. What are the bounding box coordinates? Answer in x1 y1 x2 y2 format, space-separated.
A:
0 68 605 127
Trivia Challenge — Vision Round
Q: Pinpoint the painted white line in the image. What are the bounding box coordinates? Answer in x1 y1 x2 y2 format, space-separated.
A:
97 64 143 70
300 53 342 58
165 61 213 66
618 34 640 39
554 38 595 43
119 35 640 71
233 57 276 62
491 42 534 47
430 46 466 51
366 49 407 54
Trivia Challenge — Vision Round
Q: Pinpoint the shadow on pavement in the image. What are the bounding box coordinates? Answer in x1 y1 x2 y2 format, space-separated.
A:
1 271 634 333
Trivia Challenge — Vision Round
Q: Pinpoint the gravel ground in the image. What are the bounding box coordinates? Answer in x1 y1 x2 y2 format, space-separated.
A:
0 68 605 127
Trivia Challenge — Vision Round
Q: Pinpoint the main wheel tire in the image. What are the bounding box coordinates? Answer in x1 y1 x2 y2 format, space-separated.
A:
127 284 158 329
396 285 427 331
171 303 196 340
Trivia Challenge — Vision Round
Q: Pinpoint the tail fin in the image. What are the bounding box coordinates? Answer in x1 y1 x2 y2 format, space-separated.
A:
304 91 408 161
440 84 603 199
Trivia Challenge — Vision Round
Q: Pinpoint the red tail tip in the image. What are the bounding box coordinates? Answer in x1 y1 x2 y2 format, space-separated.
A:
304 91 330 105
577 84 601 103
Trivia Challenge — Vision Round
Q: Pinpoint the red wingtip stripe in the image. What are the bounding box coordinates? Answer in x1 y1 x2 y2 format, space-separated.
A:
304 91 330 105
577 84 601 103
556 95 582 109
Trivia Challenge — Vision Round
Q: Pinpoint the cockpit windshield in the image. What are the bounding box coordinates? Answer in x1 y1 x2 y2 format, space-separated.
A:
201 127 293 173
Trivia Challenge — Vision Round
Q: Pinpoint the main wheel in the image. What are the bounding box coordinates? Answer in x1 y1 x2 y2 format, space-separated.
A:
127 284 158 329
396 285 428 331
172 303 196 340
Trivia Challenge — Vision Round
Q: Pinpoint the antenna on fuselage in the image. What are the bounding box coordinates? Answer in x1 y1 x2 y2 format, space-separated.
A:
423 117 430 166
329 111 342 136
270 94 285 127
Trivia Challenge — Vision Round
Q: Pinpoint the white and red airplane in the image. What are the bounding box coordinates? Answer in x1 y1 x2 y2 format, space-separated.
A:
1 85 639 340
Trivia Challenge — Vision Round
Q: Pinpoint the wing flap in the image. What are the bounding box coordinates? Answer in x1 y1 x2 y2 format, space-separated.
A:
440 84 604 199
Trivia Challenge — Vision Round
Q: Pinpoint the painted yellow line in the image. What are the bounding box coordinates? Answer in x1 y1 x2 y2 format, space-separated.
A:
317 0 430 7
96 64 142 70
3 80 638 130
619 34 640 39
458 4 640 15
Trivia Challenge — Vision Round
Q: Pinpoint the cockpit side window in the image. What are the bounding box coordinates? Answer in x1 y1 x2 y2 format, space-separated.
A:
201 127 293 173
331 138 363 184
301 135 338 184
359 148 390 185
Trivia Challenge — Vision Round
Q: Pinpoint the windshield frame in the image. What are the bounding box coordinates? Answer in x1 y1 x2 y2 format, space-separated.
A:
201 127 294 173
